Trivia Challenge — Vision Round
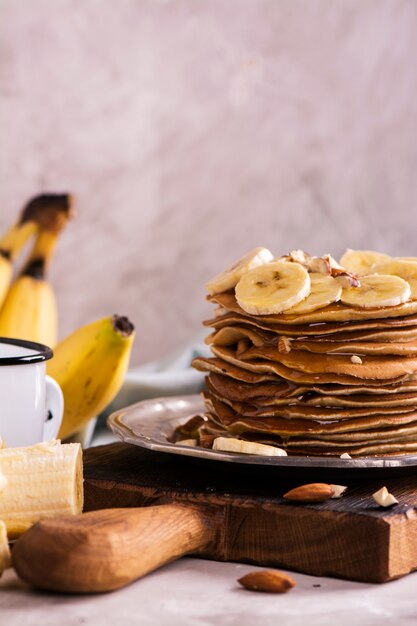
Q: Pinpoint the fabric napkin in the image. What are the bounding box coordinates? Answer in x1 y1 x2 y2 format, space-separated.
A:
91 336 211 444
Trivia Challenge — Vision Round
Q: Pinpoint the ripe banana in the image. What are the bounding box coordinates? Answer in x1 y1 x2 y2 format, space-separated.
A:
373 260 417 300
0 221 38 307
0 196 73 346
0 230 60 346
212 436 287 456
285 273 342 315
339 249 392 275
0 193 73 308
47 315 136 440
341 274 411 308
206 247 273 295
235 260 310 315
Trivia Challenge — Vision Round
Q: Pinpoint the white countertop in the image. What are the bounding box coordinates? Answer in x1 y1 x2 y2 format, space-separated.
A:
2 557 417 626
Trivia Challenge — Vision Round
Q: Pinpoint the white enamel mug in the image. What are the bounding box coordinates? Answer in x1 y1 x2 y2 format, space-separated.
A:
0 337 64 447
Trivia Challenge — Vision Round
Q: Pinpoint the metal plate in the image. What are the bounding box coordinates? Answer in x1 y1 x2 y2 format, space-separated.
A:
107 394 417 470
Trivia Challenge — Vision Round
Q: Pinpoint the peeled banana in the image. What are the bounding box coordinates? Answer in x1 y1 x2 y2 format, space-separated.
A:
212 436 287 456
235 260 310 315
373 260 417 300
0 440 83 540
206 247 273 295
47 315 136 440
0 520 11 577
339 249 392 275
285 273 342 315
341 274 411 308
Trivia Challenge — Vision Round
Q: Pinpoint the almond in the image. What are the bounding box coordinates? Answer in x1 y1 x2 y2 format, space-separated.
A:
283 482 334 502
372 486 398 507
238 570 296 593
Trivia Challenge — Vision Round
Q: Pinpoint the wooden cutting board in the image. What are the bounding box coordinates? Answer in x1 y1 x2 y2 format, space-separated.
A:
83 442 417 584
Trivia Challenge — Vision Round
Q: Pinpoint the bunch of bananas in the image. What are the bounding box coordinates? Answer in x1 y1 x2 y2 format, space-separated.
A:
0 194 135 440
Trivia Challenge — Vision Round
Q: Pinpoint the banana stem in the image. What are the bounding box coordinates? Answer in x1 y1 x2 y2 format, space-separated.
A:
22 230 61 280
112 315 135 337
20 194 74 233
0 193 74 264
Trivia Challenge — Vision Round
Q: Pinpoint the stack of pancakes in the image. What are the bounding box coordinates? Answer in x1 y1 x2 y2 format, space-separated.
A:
190 249 417 457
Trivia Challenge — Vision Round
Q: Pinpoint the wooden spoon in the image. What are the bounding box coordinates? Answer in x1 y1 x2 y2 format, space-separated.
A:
12 504 216 593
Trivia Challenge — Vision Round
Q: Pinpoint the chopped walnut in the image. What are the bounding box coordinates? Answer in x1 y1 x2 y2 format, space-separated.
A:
278 336 292 354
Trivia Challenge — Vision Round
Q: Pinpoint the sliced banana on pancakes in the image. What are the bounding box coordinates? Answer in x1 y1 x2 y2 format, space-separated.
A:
235 261 311 315
206 247 274 295
373 260 417 300
285 273 342 315
212 436 287 456
339 249 392 275
341 274 411 308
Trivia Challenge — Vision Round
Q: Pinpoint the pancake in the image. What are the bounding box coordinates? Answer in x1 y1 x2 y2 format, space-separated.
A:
206 373 417 408
211 345 416 384
237 346 417 380
207 325 417 356
204 388 417 420
204 312 417 337
209 292 417 325
192 251 417 456
203 395 417 432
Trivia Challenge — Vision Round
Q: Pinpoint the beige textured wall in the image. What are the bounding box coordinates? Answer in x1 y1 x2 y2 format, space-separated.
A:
1 0 416 365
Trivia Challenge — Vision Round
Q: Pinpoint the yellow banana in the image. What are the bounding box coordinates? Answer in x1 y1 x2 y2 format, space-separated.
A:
47 315 136 440
0 195 73 346
0 231 59 346
0 193 73 308
0 221 38 307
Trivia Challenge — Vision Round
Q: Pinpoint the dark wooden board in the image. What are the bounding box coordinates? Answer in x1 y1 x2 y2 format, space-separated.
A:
83 442 417 583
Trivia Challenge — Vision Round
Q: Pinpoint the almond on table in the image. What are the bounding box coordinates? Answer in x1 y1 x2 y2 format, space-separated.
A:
238 569 296 593
283 483 346 503
372 486 398 507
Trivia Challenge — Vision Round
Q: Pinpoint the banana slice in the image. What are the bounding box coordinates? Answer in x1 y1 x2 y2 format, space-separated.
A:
373 260 417 300
339 249 392 275
212 437 287 456
235 261 310 315
206 247 274 295
285 273 342 315
341 274 410 308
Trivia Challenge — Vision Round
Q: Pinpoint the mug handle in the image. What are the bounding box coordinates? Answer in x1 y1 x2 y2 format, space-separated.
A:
43 375 64 441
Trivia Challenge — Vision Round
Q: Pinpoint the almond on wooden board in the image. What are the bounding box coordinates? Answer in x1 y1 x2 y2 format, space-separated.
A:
283 483 346 502
238 570 296 593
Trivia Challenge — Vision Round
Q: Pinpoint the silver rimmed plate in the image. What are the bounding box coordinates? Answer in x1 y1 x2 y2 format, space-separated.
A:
107 394 417 470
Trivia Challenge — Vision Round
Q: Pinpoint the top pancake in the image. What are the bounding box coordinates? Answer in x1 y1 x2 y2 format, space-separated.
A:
209 292 417 325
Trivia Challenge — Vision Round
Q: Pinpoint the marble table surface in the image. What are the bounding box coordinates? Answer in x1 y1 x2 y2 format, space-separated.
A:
2 429 417 625
2 558 417 626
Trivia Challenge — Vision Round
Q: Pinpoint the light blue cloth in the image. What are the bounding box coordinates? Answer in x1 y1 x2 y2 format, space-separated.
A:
95 339 211 434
